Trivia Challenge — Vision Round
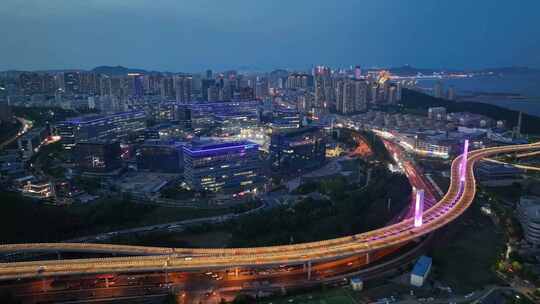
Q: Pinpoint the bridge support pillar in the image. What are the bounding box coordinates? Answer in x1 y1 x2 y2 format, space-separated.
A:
56 251 61 260
414 189 425 228
235 267 239 277
366 252 371 264
460 139 469 182
105 278 109 288
307 261 312 280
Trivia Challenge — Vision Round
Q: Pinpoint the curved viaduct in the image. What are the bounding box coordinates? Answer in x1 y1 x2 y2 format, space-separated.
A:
0 141 539 280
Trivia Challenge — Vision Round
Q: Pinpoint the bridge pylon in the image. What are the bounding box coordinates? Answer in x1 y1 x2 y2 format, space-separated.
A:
414 189 425 228
460 139 469 182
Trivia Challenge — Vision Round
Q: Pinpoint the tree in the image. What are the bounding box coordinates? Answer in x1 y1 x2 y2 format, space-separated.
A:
232 294 256 304
0 291 21 304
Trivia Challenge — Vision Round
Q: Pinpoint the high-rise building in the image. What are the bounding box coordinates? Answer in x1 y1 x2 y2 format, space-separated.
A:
447 86 456 101
206 69 213 80
64 72 81 95
127 73 144 97
286 73 309 90
354 65 362 79
433 81 444 99
174 75 192 103
183 141 264 193
160 77 175 100
396 82 403 101
336 79 368 114
255 79 269 100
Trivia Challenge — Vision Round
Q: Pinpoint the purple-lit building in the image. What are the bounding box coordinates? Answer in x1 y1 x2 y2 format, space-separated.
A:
183 141 264 193
55 110 147 149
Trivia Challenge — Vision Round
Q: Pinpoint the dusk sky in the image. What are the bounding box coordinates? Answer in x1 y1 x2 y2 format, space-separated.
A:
1 0 540 72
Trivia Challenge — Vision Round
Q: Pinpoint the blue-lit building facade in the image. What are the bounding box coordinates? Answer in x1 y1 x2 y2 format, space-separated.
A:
270 127 326 174
183 141 264 193
183 100 260 130
55 110 146 149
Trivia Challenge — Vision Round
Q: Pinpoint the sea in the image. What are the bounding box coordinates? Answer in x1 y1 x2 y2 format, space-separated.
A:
417 73 540 117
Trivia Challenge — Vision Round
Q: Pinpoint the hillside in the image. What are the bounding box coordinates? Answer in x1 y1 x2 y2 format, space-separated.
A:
401 89 540 134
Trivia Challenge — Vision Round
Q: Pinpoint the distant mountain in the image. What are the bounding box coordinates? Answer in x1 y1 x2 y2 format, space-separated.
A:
91 66 148 76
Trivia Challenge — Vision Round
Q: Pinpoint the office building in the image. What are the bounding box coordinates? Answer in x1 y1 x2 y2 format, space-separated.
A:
73 141 122 174
183 141 264 193
56 110 146 149
270 127 326 173
475 161 524 186
137 141 185 173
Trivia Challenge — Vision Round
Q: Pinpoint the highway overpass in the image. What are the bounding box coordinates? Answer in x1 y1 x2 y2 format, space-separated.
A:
0 141 539 280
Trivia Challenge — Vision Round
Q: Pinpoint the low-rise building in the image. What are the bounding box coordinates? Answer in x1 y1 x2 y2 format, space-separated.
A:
411 255 432 287
475 161 524 187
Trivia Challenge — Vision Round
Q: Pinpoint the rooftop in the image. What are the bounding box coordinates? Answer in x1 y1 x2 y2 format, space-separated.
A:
63 110 145 124
412 255 432 276
183 140 258 156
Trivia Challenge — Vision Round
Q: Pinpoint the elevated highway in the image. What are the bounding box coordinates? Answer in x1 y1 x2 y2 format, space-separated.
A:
0 142 539 280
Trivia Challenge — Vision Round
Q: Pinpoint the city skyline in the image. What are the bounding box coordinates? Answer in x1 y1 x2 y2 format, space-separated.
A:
1 0 540 71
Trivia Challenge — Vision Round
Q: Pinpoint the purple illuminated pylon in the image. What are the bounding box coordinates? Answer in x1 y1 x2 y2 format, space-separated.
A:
460 139 470 182
414 189 425 228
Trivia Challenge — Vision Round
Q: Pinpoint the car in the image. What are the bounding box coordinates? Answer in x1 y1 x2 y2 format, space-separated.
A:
184 257 193 261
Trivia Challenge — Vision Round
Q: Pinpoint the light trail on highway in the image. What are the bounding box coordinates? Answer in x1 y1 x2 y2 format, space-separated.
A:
0 141 539 281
